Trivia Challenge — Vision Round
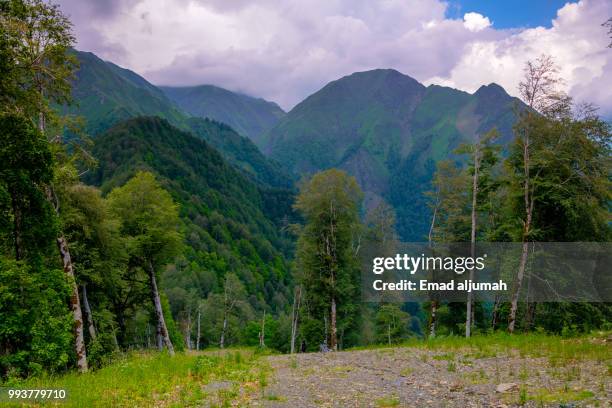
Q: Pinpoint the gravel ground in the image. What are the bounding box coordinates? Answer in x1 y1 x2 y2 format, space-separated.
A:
260 347 610 408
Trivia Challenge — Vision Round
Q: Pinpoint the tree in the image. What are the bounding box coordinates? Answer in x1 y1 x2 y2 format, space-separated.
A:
2 0 87 372
455 130 500 337
294 169 363 351
1 0 75 122
375 304 410 345
508 55 570 333
218 273 247 348
108 171 182 355
506 56 610 333
59 183 128 361
426 160 467 336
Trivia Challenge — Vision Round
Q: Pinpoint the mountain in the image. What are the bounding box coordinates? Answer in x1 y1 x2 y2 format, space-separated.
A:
160 85 286 148
66 50 186 135
86 116 295 314
68 50 291 189
264 69 523 240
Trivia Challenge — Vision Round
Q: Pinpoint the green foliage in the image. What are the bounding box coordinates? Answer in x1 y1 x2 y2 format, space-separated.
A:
0 258 72 378
107 171 182 267
0 0 76 119
0 113 56 259
504 112 611 242
375 304 411 344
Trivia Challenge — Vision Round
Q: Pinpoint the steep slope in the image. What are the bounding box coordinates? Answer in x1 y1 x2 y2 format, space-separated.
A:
161 85 286 148
265 69 523 240
185 117 293 189
86 116 295 313
66 50 186 134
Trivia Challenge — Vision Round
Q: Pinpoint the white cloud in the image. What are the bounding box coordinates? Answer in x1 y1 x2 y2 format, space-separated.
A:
463 12 491 32
57 0 612 115
426 0 612 116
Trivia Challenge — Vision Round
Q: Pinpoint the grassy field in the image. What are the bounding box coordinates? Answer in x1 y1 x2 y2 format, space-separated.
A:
2 332 610 407
3 348 272 407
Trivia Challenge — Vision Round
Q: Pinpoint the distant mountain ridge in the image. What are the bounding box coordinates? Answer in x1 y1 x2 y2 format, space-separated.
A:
160 85 286 148
68 50 291 189
264 69 524 240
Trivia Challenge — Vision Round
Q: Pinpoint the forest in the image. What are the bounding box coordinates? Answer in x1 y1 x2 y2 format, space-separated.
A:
0 0 610 385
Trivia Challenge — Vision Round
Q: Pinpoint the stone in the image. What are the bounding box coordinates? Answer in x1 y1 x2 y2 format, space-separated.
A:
495 383 518 393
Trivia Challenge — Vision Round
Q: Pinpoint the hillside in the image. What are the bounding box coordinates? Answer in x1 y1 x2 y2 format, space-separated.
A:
264 69 523 240
161 85 286 148
66 50 187 135
86 117 295 322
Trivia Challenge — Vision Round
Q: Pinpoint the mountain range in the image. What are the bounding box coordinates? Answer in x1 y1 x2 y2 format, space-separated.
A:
69 50 523 241
67 50 290 189
263 69 522 239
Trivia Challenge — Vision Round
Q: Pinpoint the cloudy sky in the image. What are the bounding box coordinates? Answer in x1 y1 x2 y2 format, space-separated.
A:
57 0 611 114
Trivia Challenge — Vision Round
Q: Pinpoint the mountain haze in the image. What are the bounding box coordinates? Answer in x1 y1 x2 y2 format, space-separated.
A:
264 69 523 240
161 85 286 148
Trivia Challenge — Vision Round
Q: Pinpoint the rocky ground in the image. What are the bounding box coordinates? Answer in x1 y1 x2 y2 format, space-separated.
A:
261 346 610 407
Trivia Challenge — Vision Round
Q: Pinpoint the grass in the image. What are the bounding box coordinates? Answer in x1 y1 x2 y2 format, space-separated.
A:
4 332 609 407
4 348 270 407
375 395 401 407
352 331 611 366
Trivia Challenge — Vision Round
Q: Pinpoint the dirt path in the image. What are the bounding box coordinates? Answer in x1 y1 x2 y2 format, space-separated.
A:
261 347 610 407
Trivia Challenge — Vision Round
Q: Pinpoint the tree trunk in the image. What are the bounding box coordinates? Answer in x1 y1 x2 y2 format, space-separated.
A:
220 312 227 349
185 310 192 350
44 183 88 372
147 260 174 355
196 308 201 351
57 235 88 372
330 296 337 351
429 300 438 338
428 193 439 338
81 284 97 341
466 147 480 338
491 296 501 330
10 189 24 261
509 130 533 333
156 321 163 350
260 310 266 347
290 286 301 354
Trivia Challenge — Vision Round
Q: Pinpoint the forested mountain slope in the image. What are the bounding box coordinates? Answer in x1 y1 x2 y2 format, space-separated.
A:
264 69 523 240
186 117 293 189
161 85 286 149
86 117 295 338
68 50 291 189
